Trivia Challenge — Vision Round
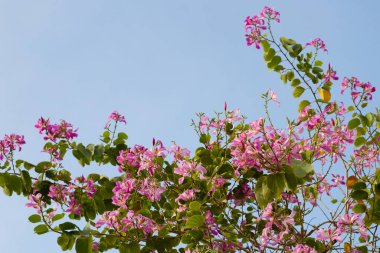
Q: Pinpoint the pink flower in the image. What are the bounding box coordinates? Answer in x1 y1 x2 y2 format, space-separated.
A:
331 174 345 187
324 64 339 84
112 178 135 208
244 7 279 49
341 77 349 94
293 244 317 253
268 89 280 105
35 117 78 142
75 176 97 198
105 111 127 127
138 178 165 202
170 145 191 161
67 197 81 215
260 6 280 22
0 134 26 160
48 184 68 202
305 38 327 53
315 228 342 242
92 242 99 252
205 210 219 235
25 193 45 214
175 189 199 204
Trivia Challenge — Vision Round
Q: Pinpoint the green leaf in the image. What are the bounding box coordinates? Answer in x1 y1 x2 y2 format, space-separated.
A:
52 213 65 222
185 215 205 228
23 162 35 170
119 242 140 253
57 233 70 251
35 161 52 173
288 160 314 178
298 100 310 111
34 224 49 234
356 246 368 253
261 40 270 52
75 236 92 253
293 87 305 98
314 60 323 67
21 170 32 193
352 181 366 190
93 145 105 162
351 190 369 200
264 48 276 62
287 71 295 81
291 44 303 56
189 201 201 211
8 175 22 195
280 74 287 84
118 132 128 140
267 56 281 69
348 118 361 130
59 222 78 232
280 36 297 46
28 214 41 223
255 174 286 209
354 137 366 147
58 169 72 182
199 134 210 144
291 79 301 87
352 204 367 213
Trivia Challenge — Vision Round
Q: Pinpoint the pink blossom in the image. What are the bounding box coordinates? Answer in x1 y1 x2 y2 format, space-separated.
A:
25 193 45 214
105 111 127 127
205 210 219 236
67 197 81 215
35 117 78 142
341 77 349 94
48 184 68 203
0 134 26 160
112 178 135 208
175 189 199 205
315 228 342 242
169 144 190 161
268 88 280 104
174 160 206 184
260 6 280 22
75 176 97 198
324 64 339 84
293 244 317 253
331 174 345 187
138 178 165 202
305 38 327 53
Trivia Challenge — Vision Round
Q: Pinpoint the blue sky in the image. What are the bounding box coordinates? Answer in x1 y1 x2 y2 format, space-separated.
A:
0 1 379 252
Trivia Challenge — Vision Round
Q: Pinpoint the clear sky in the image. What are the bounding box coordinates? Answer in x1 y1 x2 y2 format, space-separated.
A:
0 1 379 252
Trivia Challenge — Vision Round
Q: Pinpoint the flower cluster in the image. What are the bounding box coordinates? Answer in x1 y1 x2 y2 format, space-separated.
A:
245 6 280 49
105 110 127 127
0 134 25 160
353 144 379 174
230 118 302 173
4 6 380 253
95 209 158 236
341 76 376 102
198 108 242 135
117 140 166 176
35 117 78 142
46 176 96 215
298 106 354 164
258 203 296 249
324 64 339 84
315 214 368 244
305 38 328 53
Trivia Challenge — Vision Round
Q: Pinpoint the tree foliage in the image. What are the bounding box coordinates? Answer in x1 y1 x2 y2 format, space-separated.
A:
0 6 379 253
